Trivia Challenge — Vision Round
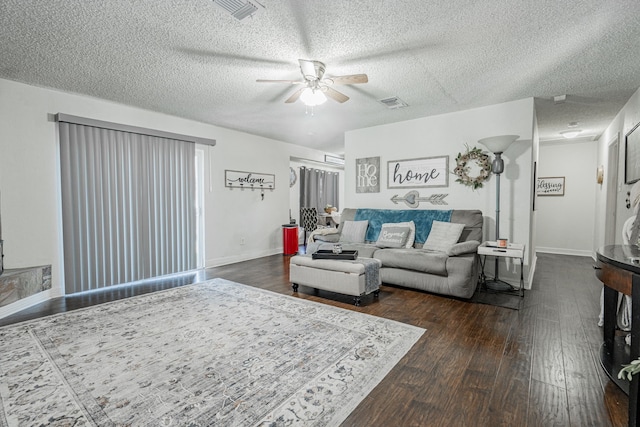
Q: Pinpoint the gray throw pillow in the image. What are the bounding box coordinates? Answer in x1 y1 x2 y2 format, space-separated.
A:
423 220 465 252
339 220 369 243
376 225 411 248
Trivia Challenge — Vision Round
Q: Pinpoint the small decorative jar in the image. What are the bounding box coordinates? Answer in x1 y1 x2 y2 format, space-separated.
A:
332 244 343 254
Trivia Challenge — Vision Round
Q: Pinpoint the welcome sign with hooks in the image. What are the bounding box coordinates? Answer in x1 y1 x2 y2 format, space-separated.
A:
225 170 275 200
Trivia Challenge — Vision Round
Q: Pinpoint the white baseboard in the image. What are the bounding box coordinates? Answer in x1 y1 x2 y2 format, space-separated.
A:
206 248 283 268
0 289 55 320
536 247 593 257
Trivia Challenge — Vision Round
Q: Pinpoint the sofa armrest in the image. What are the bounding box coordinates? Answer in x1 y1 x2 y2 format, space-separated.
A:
446 240 480 256
314 233 340 243
308 228 341 244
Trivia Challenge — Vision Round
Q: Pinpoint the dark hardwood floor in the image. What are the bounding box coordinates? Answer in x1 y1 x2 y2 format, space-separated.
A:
0 252 628 426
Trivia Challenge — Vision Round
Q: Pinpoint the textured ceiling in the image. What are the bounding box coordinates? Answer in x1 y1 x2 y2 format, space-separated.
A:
1 0 639 154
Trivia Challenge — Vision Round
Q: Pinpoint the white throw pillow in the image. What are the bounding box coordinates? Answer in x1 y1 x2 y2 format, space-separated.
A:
376 224 412 248
392 221 416 248
423 221 465 252
339 220 369 243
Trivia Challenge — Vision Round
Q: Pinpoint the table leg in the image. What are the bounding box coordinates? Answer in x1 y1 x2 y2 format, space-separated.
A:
478 254 487 290
603 285 617 352
520 258 524 297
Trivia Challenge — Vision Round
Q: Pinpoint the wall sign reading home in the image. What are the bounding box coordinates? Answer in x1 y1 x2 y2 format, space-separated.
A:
536 176 565 196
225 170 275 189
387 156 449 189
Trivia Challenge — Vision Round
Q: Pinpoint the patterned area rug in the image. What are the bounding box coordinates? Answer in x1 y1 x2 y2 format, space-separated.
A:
0 278 424 426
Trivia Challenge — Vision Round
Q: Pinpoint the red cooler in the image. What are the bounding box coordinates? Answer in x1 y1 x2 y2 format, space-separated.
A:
282 224 299 255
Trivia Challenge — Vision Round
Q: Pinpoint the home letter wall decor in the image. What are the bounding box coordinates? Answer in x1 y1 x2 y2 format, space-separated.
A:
356 157 380 193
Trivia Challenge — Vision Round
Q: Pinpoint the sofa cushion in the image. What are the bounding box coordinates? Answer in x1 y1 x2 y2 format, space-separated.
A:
313 233 340 243
395 221 416 248
374 249 449 276
450 210 484 242
353 208 452 243
423 221 465 252
376 224 412 248
339 220 369 243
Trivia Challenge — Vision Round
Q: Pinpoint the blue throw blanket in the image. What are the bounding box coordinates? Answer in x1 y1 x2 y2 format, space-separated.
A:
354 208 453 243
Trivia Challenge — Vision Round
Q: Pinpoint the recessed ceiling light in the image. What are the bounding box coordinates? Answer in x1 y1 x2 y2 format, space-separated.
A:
567 121 579 128
560 130 582 139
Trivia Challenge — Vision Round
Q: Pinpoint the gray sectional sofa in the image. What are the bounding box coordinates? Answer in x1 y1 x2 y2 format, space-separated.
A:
306 208 483 299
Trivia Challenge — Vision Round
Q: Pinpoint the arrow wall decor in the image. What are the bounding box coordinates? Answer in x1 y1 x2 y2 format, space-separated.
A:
390 190 449 208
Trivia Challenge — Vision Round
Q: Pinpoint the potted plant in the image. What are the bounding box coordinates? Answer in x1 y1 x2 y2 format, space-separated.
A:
619 359 640 381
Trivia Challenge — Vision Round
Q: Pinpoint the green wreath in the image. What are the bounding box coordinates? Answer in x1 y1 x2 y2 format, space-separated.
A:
453 145 491 189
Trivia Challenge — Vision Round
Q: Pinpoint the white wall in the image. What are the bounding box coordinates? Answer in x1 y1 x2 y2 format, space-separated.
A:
0 78 335 316
344 98 536 287
536 140 597 256
595 87 640 252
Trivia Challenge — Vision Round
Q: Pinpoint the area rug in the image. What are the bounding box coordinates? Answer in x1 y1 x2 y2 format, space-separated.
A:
0 278 424 426
470 288 523 310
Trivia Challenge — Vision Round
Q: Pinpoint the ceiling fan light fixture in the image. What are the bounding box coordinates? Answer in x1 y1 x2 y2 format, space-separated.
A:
560 129 582 139
300 88 327 106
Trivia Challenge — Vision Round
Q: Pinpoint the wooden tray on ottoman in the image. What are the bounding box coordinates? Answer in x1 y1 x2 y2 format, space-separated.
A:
312 250 358 260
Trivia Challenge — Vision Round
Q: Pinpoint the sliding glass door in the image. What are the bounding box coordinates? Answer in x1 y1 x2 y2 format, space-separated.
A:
59 122 197 294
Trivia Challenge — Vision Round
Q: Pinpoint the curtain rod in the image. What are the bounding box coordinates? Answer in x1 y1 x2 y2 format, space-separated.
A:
290 156 344 170
55 113 216 146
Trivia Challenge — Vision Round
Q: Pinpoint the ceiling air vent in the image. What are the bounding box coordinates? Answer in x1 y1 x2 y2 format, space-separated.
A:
213 0 264 20
379 96 408 109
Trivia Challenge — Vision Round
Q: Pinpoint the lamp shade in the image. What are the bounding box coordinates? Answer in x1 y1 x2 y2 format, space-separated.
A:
300 88 327 106
478 135 519 154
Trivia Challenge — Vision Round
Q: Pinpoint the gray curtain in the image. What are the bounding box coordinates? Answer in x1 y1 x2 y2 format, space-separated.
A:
59 122 196 294
299 167 339 212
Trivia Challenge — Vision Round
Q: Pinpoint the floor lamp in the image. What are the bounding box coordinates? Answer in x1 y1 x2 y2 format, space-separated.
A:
478 135 519 291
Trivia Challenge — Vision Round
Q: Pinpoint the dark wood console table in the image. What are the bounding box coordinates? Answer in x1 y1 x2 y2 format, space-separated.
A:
596 245 640 427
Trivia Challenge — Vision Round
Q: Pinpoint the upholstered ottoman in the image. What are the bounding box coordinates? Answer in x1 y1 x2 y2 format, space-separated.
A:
289 255 381 306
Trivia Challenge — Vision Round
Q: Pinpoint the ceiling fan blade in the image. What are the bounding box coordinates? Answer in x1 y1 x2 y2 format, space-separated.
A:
285 87 305 103
256 79 305 84
324 87 349 103
328 74 369 85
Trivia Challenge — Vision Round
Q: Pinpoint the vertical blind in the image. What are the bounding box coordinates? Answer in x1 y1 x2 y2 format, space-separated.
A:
299 167 340 212
59 122 196 294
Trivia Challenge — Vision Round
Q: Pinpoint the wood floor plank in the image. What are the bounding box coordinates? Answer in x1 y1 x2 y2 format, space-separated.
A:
531 317 566 389
563 341 613 427
0 252 629 426
528 379 570 427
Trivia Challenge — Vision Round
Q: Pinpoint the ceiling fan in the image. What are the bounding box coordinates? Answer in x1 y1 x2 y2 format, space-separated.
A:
257 59 368 105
